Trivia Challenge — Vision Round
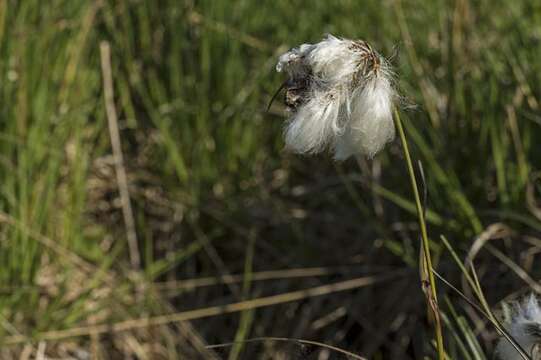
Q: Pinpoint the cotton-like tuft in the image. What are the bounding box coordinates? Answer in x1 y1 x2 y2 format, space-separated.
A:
334 75 395 159
283 89 343 155
275 34 396 159
276 43 314 79
306 35 362 84
496 294 541 360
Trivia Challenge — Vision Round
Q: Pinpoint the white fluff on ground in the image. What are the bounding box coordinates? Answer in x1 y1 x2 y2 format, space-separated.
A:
496 294 541 360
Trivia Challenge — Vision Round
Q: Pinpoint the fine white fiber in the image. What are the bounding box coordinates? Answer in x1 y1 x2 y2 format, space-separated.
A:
496 294 541 360
276 34 396 160
334 75 395 160
306 34 362 84
283 89 344 155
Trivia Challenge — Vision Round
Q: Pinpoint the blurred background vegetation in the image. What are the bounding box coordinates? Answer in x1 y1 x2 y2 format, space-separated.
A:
1 0 541 358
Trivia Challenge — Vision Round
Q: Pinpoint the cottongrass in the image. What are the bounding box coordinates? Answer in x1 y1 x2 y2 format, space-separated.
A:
276 35 447 359
496 294 541 360
276 34 396 160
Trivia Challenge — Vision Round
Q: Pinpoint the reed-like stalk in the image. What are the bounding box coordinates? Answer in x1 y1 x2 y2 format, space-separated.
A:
393 108 445 359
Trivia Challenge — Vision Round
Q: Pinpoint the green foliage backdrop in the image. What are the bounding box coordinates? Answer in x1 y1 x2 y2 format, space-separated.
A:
0 0 540 358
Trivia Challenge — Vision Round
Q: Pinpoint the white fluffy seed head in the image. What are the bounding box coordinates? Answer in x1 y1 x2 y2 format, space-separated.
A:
275 34 396 160
496 294 541 360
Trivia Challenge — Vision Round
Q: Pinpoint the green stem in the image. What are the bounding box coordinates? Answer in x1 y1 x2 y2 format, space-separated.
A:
393 108 445 359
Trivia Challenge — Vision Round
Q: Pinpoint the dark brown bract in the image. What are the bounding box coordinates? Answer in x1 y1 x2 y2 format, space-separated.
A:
284 77 310 111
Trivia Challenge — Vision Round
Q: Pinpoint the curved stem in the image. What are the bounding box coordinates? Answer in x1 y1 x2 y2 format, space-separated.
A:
393 108 445 359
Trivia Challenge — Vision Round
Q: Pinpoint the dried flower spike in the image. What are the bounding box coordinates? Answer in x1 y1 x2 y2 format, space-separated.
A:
276 34 396 160
496 294 541 360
